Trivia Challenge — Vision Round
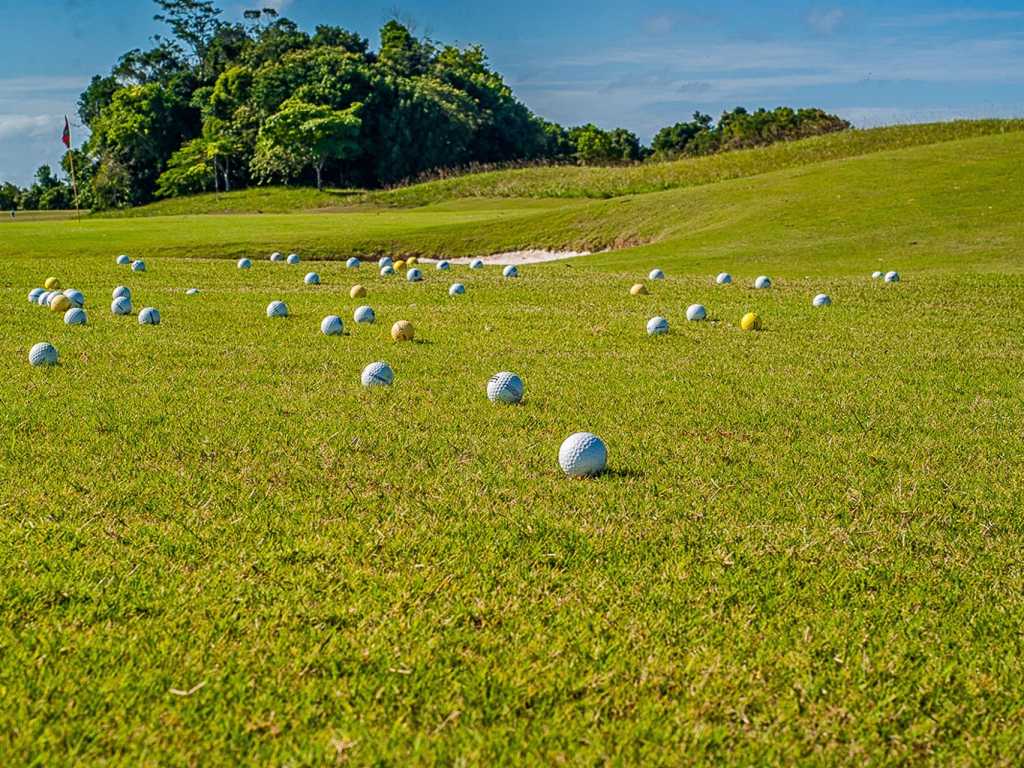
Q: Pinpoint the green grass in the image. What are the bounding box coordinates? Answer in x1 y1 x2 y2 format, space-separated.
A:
97 186 360 218
3 125 1024 764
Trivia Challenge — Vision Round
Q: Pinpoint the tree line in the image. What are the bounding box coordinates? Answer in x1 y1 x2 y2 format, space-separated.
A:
1 0 851 212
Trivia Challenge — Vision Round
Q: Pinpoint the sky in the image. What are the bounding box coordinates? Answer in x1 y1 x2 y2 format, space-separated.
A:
0 0 1022 185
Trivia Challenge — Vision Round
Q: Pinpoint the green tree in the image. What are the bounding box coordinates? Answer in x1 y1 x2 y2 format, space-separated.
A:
153 0 223 60
261 98 362 189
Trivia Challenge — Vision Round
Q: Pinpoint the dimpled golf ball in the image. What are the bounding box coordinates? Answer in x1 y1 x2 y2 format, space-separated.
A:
630 284 649 296
116 254 131 265
138 307 161 325
346 257 360 269
237 258 252 269
379 256 393 268
449 283 465 296
380 265 395 276
350 285 367 299
361 361 393 388
487 371 524 404
63 289 85 308
740 312 761 331
270 252 283 262
503 265 519 279
304 272 321 285
394 260 406 271
112 286 131 301
686 303 707 321
49 294 72 313
647 316 669 336
37 292 52 307
29 342 58 367
885 270 901 283
437 260 451 271
649 269 665 281
813 293 832 307
407 268 423 282
186 288 200 296
266 301 288 318
45 277 61 290
716 272 733 285
353 305 375 324
287 253 300 265
321 315 343 336
754 275 772 289
872 270 883 279
28 288 44 304
470 259 484 270
559 432 607 478
64 308 87 326
391 320 414 342
131 260 146 272
112 296 133 315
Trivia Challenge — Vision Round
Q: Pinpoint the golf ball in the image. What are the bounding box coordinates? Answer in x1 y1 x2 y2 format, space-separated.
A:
407 268 423 282
116 254 131 265
37 292 52 306
350 285 367 298
28 288 44 304
321 315 344 336
378 256 393 268
647 316 669 336
304 272 321 285
353 305 375 324
885 270 901 283
63 289 85 308
391 320 414 342
380 265 395 276
872 271 883 279
558 432 607 478
813 293 832 307
287 253 300 265
449 283 465 296
270 252 283 262
649 269 665 281
138 307 161 325
716 272 733 285
686 304 707 321
630 284 649 296
394 260 406 271
361 361 394 388
44 277 61 290
754 275 772 289
28 342 58 367
64 308 87 326
470 259 484 269
407 257 419 266
266 300 289 318
237 258 252 269
186 288 200 296
49 294 72 313
346 257 361 269
112 286 131 301
487 371 524 404
131 260 146 272
740 312 761 331
111 296 133 315
503 265 519 278
437 260 451 271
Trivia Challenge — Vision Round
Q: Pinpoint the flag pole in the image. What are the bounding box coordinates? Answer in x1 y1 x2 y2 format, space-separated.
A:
64 115 81 222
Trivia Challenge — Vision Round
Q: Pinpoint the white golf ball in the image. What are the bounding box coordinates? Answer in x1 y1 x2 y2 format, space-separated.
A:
487 371 524 404
872 271 883 279
378 256 393 268
449 283 465 296
754 275 772 289
361 361 394 388
503 265 519 278
559 432 607 478
116 254 131 265
28 342 58 367
28 288 44 304
266 300 289 318
353 305 375 324
346 257 360 269
37 291 52 307
686 304 707 321
270 252 283 262
304 272 321 285
112 286 131 301
649 269 665 281
186 288 200 296
436 260 451 271
885 270 901 283
813 293 832 307
470 259 484 269
237 258 252 269
131 260 146 272
111 296 133 315
380 265 395 276
407 268 423 282
64 308 87 325
647 316 669 336
286 253 300 265
716 272 733 285
138 307 161 325
321 315 344 336
63 289 85 308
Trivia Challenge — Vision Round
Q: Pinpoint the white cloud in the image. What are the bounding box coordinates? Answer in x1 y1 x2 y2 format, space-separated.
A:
880 10 1024 28
0 114 58 141
807 8 846 35
260 0 294 11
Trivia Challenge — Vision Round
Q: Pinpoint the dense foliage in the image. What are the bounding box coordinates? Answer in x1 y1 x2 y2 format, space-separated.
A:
2 1 850 210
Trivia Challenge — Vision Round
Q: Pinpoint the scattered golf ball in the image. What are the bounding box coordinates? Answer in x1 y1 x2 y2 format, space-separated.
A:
44 277 61 290
321 315 344 336
437 260 451 271
872 270 883 279
49 294 72 313
111 296 133 315
266 300 289 318
379 256 393 268
885 270 901 283
630 284 649 296
380 265 395 276
813 293 832 307
407 268 423 282
304 272 321 285
287 253 300 265
361 361 394 388
63 289 85 308
353 305 375 324
138 307 161 325
37 292 52 306
686 303 707 321
470 259 484 269
64 308 87 326
391 320 415 342
740 312 761 331
116 254 131 265
28 288 44 303
112 286 131 301
407 257 419 266
346 257 361 269
394 260 406 271
649 269 665 281
131 260 146 272
237 258 252 269
487 371 524 404
559 432 607 478
449 283 465 296
754 275 772 289
350 285 367 298
647 316 669 336
28 342 58 367
503 265 519 278
270 252 283 262
186 288 200 296
716 272 733 285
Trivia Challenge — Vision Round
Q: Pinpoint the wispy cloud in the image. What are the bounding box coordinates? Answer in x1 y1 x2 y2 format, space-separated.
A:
880 10 1024 28
0 114 58 141
807 8 846 35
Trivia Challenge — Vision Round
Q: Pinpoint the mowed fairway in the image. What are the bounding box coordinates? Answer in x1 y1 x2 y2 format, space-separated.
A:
3 129 1024 764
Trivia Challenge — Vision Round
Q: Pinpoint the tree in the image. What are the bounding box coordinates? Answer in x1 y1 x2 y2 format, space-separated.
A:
261 99 362 189
156 137 215 197
0 182 20 211
153 0 223 61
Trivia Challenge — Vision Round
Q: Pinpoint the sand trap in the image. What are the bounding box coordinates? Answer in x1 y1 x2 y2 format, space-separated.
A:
423 249 593 266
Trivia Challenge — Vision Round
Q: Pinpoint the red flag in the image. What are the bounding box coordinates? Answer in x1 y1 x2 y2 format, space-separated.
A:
62 116 71 148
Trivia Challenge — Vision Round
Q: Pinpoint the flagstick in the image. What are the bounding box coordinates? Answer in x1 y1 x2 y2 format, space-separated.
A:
65 116 81 222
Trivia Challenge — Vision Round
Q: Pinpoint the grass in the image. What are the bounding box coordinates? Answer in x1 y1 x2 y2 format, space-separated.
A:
97 186 360 218
3 124 1024 764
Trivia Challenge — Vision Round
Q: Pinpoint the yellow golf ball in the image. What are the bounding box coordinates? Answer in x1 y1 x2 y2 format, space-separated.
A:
391 320 414 342
49 294 72 313
630 283 649 296
350 285 367 299
406 256 418 266
44 277 61 290
740 312 761 331
394 259 406 271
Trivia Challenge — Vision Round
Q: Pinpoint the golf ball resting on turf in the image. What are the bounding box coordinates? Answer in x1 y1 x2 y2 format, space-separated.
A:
29 342 59 367
267 301 289 318
487 372 524 404
321 315 343 336
361 361 394 387
559 433 607 477
647 316 669 335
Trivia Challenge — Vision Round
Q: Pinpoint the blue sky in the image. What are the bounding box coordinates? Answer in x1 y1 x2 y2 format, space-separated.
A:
1 0 1022 185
